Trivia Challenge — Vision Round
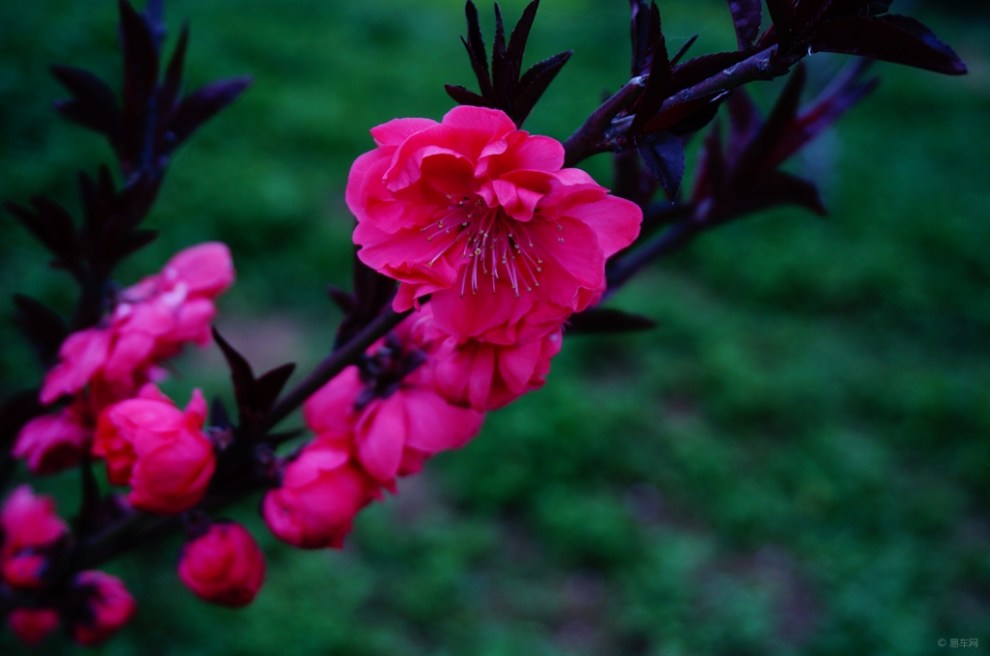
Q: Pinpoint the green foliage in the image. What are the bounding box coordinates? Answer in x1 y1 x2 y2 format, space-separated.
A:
1 1 988 654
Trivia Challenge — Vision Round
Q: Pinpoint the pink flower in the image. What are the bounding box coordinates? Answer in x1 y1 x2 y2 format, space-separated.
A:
178 522 266 607
39 242 235 406
13 403 91 474
0 485 67 588
305 317 485 483
431 325 563 411
94 386 216 514
262 440 378 549
39 328 111 405
69 570 136 646
347 106 641 342
7 608 60 646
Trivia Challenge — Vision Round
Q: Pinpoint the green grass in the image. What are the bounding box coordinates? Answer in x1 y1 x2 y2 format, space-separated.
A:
2 1 989 654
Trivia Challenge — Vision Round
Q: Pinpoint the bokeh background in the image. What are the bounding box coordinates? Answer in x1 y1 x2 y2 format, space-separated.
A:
1 1 989 654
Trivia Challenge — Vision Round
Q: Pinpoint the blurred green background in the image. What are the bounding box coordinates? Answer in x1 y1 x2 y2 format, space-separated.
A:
2 1 989 654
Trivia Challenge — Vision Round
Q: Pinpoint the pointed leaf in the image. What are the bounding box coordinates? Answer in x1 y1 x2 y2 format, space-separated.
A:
691 121 726 204
462 1 493 97
567 307 656 334
0 390 44 447
726 88 761 163
159 22 190 113
13 295 68 366
631 3 672 133
507 1 540 74
811 15 967 75
118 0 160 170
50 66 121 139
728 0 762 49
742 63 805 169
444 84 488 107
513 50 571 126
212 327 257 417
749 171 826 216
672 50 749 92
638 131 685 199
254 363 297 414
491 4 513 105
670 35 698 66
167 76 251 148
112 228 158 261
210 397 232 430
630 0 653 76
766 0 794 36
767 60 877 167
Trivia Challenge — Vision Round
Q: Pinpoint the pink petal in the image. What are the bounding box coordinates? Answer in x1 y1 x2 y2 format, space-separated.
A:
370 117 437 146
356 397 407 482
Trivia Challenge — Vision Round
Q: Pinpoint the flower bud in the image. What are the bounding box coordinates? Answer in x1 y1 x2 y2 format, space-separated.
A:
0 485 67 589
178 522 265 607
262 440 378 549
94 386 215 514
7 608 59 646
69 571 136 646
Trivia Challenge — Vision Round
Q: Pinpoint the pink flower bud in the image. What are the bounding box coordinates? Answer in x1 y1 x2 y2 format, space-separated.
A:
94 386 215 514
12 404 91 474
70 571 136 646
178 522 265 607
0 485 67 589
262 440 378 549
7 608 59 646
432 327 562 411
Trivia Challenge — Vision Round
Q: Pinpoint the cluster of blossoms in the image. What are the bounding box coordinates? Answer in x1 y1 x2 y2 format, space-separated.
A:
14 243 234 476
3 243 267 644
1 106 640 646
261 106 641 548
1 486 134 645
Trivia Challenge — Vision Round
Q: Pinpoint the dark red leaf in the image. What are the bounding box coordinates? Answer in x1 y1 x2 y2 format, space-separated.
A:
767 60 877 167
445 84 488 107
630 0 653 76
462 1 493 98
566 307 656 334
766 0 795 35
491 4 512 103
118 0 160 170
811 14 967 75
254 363 297 414
13 295 68 366
631 3 671 133
0 390 44 447
726 89 761 163
793 0 834 37
159 22 189 113
513 50 572 126
743 63 806 168
112 228 158 262
670 35 698 66
50 66 121 140
751 171 826 216
507 1 540 70
167 76 251 148
213 327 257 418
672 50 749 92
638 131 684 200
691 121 726 204
727 0 762 49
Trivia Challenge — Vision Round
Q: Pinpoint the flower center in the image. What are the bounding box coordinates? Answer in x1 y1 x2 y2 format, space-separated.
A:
421 195 546 297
